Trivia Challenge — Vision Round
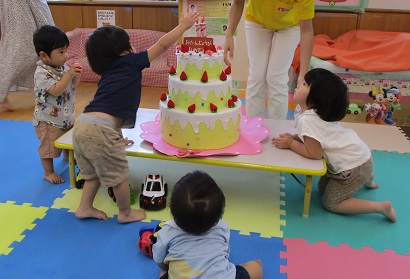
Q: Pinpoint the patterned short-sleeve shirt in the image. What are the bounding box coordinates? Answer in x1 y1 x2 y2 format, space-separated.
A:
33 61 76 129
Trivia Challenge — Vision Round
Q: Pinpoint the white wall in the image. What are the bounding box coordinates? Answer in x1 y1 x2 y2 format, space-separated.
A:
368 0 410 10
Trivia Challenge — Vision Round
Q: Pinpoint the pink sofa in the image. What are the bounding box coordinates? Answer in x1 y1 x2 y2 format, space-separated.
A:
66 28 176 87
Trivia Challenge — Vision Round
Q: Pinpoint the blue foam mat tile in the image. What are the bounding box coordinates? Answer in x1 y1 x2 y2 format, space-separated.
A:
0 208 159 279
0 159 70 207
0 119 70 207
229 230 286 279
1 205 287 278
282 151 410 255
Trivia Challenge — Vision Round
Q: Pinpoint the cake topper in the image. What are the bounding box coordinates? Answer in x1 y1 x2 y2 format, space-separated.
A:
183 37 213 53
194 17 207 37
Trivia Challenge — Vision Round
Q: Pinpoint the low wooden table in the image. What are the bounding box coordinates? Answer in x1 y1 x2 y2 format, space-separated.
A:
55 108 326 217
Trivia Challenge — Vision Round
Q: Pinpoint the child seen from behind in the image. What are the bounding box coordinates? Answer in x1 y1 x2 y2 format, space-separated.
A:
153 170 263 279
72 12 199 223
33 25 82 184
272 68 396 222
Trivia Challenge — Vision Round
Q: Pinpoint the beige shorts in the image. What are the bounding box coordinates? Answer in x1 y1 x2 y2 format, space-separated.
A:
34 122 66 159
72 120 129 187
318 157 374 211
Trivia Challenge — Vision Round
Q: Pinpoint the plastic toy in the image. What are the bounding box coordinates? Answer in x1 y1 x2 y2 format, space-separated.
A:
384 87 401 125
346 103 362 115
75 171 136 204
138 221 165 257
75 172 85 189
140 174 168 210
108 184 136 205
365 86 388 124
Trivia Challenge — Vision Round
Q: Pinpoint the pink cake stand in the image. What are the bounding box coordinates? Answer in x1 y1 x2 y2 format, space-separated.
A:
140 113 270 158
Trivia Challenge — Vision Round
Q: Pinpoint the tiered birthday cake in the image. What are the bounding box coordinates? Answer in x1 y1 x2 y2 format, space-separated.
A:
159 33 242 150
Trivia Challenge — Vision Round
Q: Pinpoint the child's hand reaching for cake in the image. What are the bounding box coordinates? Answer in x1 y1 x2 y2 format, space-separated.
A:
147 11 198 63
181 12 199 30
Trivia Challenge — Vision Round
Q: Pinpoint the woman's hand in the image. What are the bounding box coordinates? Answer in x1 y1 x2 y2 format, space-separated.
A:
223 36 234 66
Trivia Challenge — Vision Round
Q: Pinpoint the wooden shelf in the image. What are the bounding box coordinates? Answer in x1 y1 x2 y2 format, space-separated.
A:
48 1 178 32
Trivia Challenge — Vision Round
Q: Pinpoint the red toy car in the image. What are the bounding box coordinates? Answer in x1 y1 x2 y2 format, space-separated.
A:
138 230 155 257
138 221 165 257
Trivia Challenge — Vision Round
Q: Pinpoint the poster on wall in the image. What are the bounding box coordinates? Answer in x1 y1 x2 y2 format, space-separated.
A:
180 0 232 46
96 10 116 27
314 0 368 13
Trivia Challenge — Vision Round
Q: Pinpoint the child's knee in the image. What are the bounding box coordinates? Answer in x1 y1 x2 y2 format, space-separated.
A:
322 197 339 212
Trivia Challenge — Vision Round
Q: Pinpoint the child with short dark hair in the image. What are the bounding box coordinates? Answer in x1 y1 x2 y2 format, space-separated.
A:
33 25 82 184
72 12 198 223
153 170 263 279
272 68 396 222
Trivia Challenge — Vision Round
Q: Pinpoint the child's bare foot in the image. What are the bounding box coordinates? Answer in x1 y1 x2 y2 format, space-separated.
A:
44 172 65 184
365 173 378 189
381 201 396 223
75 207 108 220
118 208 146 223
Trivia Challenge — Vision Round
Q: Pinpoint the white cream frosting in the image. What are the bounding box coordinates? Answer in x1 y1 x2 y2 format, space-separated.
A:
168 75 232 101
176 50 224 72
160 100 242 133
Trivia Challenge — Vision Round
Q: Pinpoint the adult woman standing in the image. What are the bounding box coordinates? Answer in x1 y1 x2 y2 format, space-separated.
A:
224 0 314 120
0 0 54 111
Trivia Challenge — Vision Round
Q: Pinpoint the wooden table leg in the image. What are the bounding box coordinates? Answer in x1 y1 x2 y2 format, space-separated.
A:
302 175 313 218
68 150 76 188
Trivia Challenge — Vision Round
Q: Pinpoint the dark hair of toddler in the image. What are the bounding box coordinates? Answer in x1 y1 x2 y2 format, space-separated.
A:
170 170 225 235
304 68 349 122
85 25 133 75
33 25 69 57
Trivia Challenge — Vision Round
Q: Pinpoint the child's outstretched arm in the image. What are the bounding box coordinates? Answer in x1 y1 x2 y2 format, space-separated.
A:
147 12 198 62
272 134 323 160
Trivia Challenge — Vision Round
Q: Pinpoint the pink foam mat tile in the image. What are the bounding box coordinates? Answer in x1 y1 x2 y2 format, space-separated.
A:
280 238 410 279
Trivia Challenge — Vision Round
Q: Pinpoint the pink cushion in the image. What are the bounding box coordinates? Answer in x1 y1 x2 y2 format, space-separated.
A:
66 28 176 87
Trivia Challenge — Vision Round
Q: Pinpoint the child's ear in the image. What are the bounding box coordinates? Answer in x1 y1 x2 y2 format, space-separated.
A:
39 51 48 62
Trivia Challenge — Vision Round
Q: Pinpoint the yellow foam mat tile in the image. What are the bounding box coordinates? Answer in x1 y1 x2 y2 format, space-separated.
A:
0 201 48 255
221 171 285 238
53 166 285 238
52 188 172 222
52 188 122 218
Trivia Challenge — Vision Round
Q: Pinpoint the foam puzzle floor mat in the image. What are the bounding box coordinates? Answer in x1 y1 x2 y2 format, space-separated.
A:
1 119 409 278
53 159 285 238
281 151 410 255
